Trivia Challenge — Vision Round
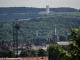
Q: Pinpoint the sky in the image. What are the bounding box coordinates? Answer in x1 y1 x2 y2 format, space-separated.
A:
0 0 80 9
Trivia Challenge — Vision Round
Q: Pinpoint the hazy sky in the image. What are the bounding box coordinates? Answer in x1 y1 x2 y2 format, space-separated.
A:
0 0 80 9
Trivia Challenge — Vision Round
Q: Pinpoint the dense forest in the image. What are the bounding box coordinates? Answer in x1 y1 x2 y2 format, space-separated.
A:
0 7 79 14
0 7 80 21
0 7 80 44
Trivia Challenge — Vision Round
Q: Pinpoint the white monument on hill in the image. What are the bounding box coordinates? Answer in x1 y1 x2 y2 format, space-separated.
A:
38 5 50 15
46 5 50 14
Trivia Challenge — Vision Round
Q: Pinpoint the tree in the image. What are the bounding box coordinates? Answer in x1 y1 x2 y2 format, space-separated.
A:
47 44 58 60
20 50 28 57
31 50 37 57
8 51 15 58
69 27 80 60
37 49 47 57
47 27 80 60
20 49 37 57
59 34 67 41
0 51 15 58
47 44 71 60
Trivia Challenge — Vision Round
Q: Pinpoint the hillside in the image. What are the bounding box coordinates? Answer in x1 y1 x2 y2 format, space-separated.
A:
0 12 80 45
0 7 80 44
0 7 79 23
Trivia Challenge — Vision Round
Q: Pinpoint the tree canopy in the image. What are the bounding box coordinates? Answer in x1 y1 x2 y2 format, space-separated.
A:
47 27 80 60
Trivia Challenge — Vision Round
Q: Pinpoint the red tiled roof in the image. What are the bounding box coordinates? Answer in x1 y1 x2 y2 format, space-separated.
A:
21 57 48 60
0 57 48 60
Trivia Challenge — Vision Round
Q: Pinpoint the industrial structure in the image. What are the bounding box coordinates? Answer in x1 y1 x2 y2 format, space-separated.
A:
13 18 20 57
52 25 58 44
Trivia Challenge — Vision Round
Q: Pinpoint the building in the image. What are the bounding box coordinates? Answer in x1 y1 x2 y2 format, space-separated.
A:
52 25 69 48
46 5 50 14
57 42 69 45
38 5 51 15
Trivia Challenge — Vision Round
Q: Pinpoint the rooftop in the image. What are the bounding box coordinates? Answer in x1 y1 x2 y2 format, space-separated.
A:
57 41 69 45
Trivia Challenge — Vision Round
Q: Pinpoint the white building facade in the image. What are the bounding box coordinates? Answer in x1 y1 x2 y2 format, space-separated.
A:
38 5 50 15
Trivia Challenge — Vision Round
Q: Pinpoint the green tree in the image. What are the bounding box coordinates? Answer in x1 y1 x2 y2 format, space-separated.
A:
47 44 70 60
0 51 15 58
47 44 58 60
8 51 15 58
31 50 37 57
20 50 28 57
20 49 37 57
47 27 80 60
59 34 67 41
37 49 47 57
69 27 80 60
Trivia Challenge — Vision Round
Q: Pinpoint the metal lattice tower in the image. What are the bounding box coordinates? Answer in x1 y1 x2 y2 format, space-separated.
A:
13 18 20 57
52 25 57 44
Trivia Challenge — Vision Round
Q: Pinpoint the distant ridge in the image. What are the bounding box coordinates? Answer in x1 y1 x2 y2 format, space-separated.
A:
0 7 79 14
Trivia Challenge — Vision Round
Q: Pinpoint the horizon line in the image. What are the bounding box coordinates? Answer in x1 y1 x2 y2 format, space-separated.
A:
0 6 79 9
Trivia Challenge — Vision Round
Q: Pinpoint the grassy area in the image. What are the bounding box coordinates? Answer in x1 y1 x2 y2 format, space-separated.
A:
41 12 80 19
49 12 80 15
